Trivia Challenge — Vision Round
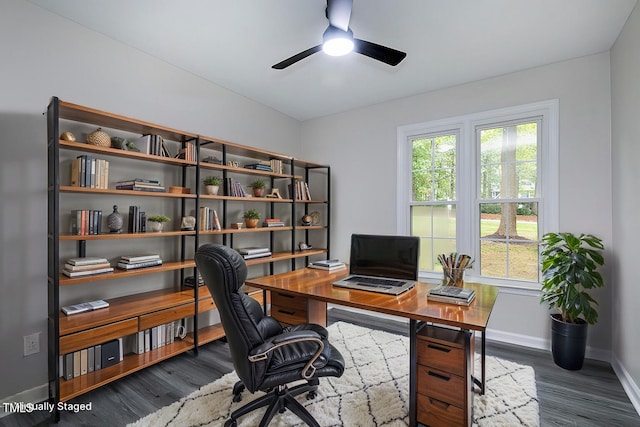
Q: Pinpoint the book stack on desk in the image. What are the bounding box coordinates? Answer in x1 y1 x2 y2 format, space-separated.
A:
308 259 346 271
237 247 271 260
427 285 476 306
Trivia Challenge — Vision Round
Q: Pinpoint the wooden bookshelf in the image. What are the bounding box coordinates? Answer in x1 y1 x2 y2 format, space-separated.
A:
47 96 331 417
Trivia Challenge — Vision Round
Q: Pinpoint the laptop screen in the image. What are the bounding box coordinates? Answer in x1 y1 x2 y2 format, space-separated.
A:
349 234 420 281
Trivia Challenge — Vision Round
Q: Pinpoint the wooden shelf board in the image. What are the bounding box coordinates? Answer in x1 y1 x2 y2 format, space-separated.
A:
60 230 196 240
199 227 293 235
193 324 226 346
59 140 197 166
60 185 197 199
60 288 195 336
59 260 196 286
59 340 194 402
199 194 293 203
295 225 327 230
199 162 295 179
59 101 198 143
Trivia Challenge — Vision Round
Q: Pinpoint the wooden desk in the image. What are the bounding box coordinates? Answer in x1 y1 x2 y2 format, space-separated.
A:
246 268 499 427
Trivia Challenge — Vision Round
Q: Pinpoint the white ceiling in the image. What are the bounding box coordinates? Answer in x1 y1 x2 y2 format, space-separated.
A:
30 0 637 121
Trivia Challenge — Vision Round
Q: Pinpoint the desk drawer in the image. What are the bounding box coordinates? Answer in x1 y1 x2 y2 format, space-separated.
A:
60 318 138 355
271 292 307 311
417 393 465 427
417 338 465 377
417 365 466 408
271 305 307 325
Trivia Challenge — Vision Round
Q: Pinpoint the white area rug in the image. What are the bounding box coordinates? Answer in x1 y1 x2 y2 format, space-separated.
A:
129 322 539 427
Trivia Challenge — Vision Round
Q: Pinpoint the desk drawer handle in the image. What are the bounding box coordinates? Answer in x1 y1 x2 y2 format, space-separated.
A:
428 370 451 382
277 309 296 316
427 343 451 353
429 397 450 409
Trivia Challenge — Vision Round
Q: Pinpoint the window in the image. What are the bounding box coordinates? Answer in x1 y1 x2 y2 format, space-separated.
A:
397 101 558 288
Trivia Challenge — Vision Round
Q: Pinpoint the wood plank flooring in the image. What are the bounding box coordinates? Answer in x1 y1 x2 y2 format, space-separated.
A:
2 309 638 426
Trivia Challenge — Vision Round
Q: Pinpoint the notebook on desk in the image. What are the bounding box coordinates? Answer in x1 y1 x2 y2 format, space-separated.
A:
332 234 420 295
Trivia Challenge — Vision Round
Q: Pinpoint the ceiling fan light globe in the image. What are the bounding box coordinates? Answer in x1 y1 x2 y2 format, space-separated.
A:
323 38 354 56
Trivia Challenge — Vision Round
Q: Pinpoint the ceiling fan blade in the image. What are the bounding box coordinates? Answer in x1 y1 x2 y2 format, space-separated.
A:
272 45 323 69
353 38 406 66
326 0 352 32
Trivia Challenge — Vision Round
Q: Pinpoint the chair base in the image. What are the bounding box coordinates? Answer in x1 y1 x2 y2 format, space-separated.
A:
226 379 319 427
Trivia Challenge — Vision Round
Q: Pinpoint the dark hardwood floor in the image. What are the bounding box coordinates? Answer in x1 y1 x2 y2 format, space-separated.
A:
2 309 638 426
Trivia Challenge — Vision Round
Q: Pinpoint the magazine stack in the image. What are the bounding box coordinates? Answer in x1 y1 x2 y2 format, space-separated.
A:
63 257 114 278
237 247 271 260
117 254 163 270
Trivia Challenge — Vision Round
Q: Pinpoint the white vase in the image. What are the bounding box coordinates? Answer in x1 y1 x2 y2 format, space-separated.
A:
205 185 219 195
150 222 164 232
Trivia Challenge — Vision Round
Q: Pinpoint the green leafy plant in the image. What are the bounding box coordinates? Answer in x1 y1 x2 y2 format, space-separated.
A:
540 232 605 324
147 215 171 223
249 179 265 189
242 209 260 220
203 176 221 186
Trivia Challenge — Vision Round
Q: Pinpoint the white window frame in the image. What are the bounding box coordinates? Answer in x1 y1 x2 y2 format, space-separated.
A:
397 100 559 290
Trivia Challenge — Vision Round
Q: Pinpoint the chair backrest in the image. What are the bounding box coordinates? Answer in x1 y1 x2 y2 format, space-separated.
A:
195 244 282 391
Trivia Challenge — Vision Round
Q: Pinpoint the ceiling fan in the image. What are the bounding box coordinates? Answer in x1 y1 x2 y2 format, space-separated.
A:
272 0 407 70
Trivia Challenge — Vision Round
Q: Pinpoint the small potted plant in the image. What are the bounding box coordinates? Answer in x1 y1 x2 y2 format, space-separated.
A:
203 176 222 195
147 215 171 232
249 179 266 197
540 232 605 370
242 209 260 228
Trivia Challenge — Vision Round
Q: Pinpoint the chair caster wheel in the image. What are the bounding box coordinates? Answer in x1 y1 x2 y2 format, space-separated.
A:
232 394 242 402
224 419 237 427
307 390 317 400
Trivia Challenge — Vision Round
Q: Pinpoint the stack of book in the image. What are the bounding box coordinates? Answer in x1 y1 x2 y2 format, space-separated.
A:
262 218 285 227
117 254 163 270
269 159 284 174
116 178 166 192
70 209 103 235
63 257 114 278
127 206 146 232
427 285 476 306
289 180 312 200
244 161 272 172
308 259 346 271
224 177 249 197
184 274 204 287
62 299 109 316
199 206 222 231
237 247 272 260
132 135 173 157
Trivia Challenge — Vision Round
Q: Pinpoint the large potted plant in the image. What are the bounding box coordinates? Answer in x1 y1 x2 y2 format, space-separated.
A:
540 232 605 370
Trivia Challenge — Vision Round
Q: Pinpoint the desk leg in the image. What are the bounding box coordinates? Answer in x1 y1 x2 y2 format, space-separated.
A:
409 319 417 427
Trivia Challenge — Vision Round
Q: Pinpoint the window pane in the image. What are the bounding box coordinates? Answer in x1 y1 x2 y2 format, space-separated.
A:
480 122 538 200
479 202 539 280
412 134 456 202
412 205 456 273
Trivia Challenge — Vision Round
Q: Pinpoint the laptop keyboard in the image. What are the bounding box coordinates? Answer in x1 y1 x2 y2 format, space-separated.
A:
345 276 407 287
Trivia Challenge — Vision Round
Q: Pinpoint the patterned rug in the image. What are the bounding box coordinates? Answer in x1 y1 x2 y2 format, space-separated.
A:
129 322 539 427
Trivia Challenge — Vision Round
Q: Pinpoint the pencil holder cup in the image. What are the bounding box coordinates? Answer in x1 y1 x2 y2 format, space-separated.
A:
444 267 465 287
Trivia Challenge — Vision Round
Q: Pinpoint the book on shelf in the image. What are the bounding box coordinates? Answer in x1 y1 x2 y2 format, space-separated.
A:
62 299 109 316
116 259 163 270
62 267 114 278
237 247 270 255
128 206 146 233
184 274 204 287
70 156 109 189
199 207 222 231
66 256 109 266
426 285 476 306
262 221 285 227
70 209 103 235
242 251 272 260
119 254 161 263
64 262 111 272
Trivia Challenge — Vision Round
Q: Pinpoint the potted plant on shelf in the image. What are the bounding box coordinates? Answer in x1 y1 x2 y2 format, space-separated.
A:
540 232 605 370
249 179 266 197
203 176 222 195
242 209 260 228
147 215 171 232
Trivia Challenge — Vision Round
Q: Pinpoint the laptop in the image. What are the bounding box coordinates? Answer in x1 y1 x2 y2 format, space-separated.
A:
333 234 420 295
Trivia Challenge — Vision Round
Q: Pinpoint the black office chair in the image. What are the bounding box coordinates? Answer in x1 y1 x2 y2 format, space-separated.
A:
195 244 345 427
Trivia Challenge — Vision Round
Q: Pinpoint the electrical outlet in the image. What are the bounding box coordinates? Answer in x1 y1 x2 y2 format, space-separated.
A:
24 332 40 356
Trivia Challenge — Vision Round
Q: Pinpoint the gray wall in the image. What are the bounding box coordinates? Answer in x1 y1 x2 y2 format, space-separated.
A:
611 1 640 412
301 52 613 354
0 0 300 406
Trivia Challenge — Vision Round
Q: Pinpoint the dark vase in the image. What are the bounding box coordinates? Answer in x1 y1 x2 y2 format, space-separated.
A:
107 205 123 233
551 314 588 370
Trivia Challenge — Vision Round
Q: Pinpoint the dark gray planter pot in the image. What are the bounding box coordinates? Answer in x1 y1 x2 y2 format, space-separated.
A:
551 313 588 370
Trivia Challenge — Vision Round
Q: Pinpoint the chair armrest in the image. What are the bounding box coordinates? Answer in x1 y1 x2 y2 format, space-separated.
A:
248 330 325 380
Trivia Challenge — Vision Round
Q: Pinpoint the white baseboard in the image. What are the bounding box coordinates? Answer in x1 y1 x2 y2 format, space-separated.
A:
0 384 48 418
611 356 640 416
